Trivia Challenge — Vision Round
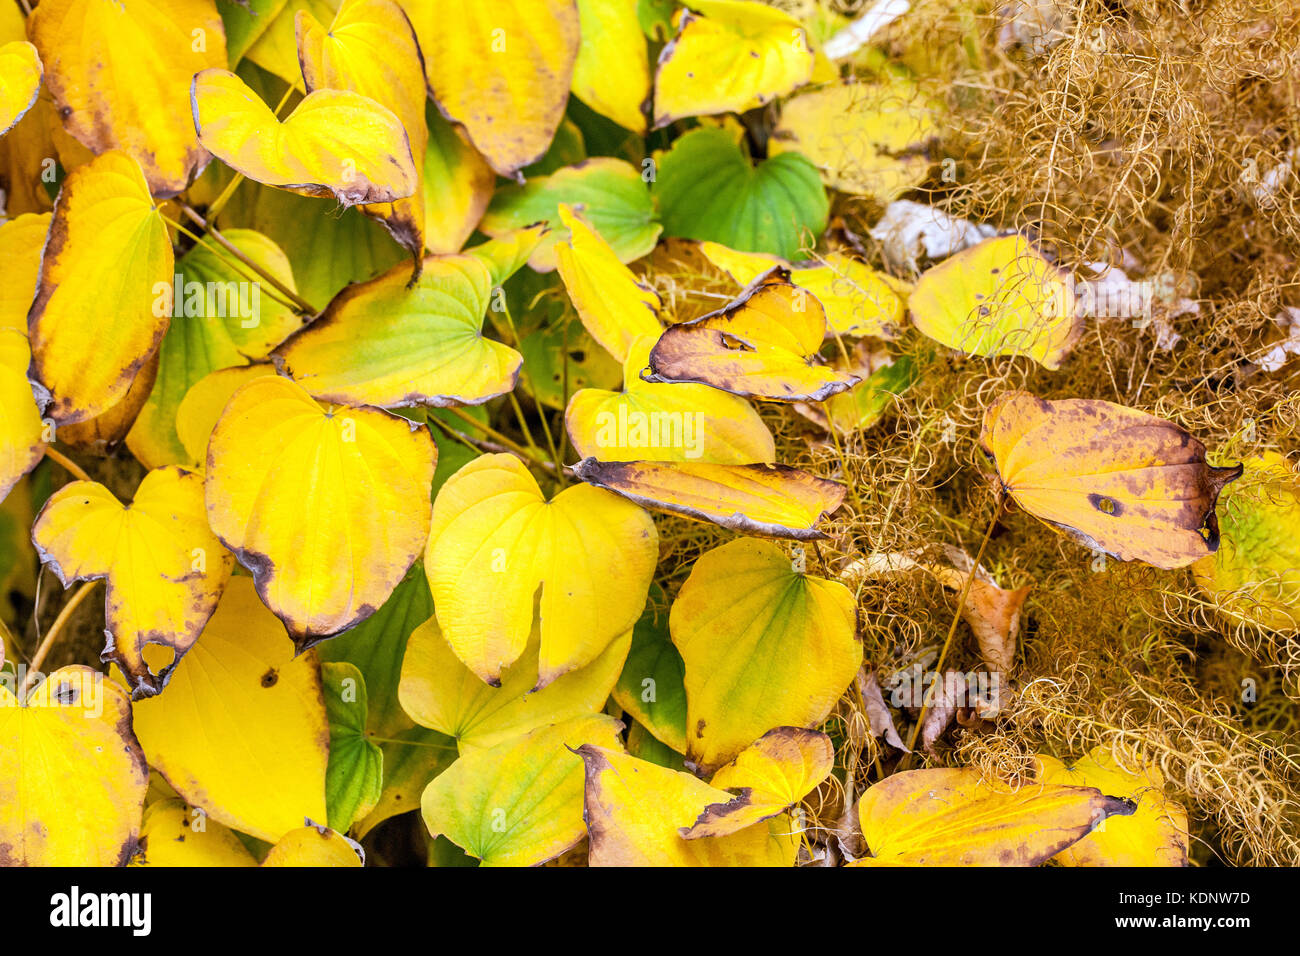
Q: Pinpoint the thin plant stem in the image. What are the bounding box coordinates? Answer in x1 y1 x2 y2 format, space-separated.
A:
43 447 92 483
24 580 101 694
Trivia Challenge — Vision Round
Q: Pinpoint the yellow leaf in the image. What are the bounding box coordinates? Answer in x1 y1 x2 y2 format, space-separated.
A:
571 0 649 132
422 714 623 866
29 0 226 195
0 40 41 137
298 0 429 258
32 466 234 697
854 767 1133 866
131 577 330 843
671 538 860 770
0 331 46 503
0 212 50 334
56 348 160 452
683 726 833 838
399 614 631 753
192 67 417 206
0 90 56 216
909 235 1082 369
409 0 581 176
554 203 662 364
699 241 907 339
174 364 279 468
1035 749 1189 866
204 375 437 647
566 336 775 464
980 390 1242 569
771 78 938 200
261 824 363 866
426 453 657 687
423 103 496 254
652 0 814 128
0 666 149 865
573 458 844 540
1192 453 1300 631
646 268 860 402
27 150 173 425
274 255 521 408
132 798 257 866
576 744 797 866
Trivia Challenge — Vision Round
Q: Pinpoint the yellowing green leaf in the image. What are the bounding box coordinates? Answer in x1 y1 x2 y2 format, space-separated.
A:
576 744 797 866
410 0 580 176
909 235 1082 369
466 223 549 287
612 590 687 752
480 157 661 271
572 0 649 132
1035 749 1189 867
422 714 623 866
174 364 279 467
399 614 631 753
652 0 813 128
321 662 383 832
426 453 657 687
646 268 858 402
671 538 860 770
771 79 938 200
700 241 907 339
132 798 258 866
30 0 226 195
683 726 833 838
0 666 149 865
0 41 41 137
566 336 775 464
298 0 429 257
423 102 496 254
32 466 233 697
555 204 662 363
261 824 363 866
854 767 1133 866
28 150 173 425
0 331 46 503
274 255 521 408
192 67 417 206
205 375 436 646
573 458 845 539
131 577 330 843
980 390 1242 569
127 228 300 469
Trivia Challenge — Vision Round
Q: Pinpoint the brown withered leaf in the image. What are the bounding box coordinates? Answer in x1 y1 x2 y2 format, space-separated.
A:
856 666 908 752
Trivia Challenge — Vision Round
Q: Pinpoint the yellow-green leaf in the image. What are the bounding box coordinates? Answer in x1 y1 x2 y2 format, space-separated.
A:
670 537 860 770
573 458 845 539
426 453 657 687
30 0 226 195
399 614 632 753
204 375 437 647
423 102 496 254
131 576 330 843
28 150 173 425
0 666 149 865
192 67 417 206
274 255 521 408
422 714 623 866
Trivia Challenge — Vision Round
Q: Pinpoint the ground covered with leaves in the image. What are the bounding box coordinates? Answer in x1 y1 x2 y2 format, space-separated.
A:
1 0 1299 867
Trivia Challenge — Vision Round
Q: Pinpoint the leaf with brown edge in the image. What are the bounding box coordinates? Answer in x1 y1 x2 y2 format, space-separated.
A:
273 254 521 409
0 40 41 137
576 744 798 866
407 0 581 177
572 458 845 540
980 390 1242 569
425 453 657 688
57 347 160 453
644 267 860 402
27 150 174 425
32 466 234 697
297 0 429 261
204 375 437 649
0 666 149 866
852 767 1134 866
682 727 833 839
29 0 226 196
191 68 417 207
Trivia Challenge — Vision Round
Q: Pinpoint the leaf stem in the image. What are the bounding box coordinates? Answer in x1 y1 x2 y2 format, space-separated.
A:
43 447 92 483
441 406 558 474
24 580 100 695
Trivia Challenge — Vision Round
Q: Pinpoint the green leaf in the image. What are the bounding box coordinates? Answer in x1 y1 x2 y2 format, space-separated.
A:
653 127 828 259
217 0 289 67
517 310 623 411
321 662 383 834
480 157 661 271
612 585 688 753
355 724 459 840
